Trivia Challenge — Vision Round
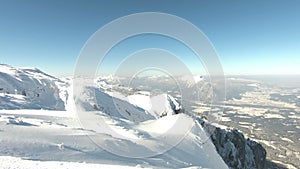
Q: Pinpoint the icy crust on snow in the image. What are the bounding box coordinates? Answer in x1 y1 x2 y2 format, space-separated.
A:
0 64 66 110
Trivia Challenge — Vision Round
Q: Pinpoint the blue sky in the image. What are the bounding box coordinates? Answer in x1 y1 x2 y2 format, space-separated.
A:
0 0 299 76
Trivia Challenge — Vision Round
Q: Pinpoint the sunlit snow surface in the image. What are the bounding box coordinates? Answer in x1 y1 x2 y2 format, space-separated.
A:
2 64 299 168
96 74 300 169
0 97 227 168
0 65 228 169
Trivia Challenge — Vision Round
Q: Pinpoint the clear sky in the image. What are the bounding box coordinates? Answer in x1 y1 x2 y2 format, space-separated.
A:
0 0 299 76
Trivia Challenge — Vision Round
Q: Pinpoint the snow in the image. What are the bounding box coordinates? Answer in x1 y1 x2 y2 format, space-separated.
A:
0 108 228 168
221 116 231 122
0 109 74 118
0 64 65 110
288 114 300 119
127 93 182 118
138 113 192 136
271 160 298 169
0 65 229 168
263 113 285 119
0 156 151 169
193 75 203 83
280 137 294 143
128 94 152 110
253 139 277 150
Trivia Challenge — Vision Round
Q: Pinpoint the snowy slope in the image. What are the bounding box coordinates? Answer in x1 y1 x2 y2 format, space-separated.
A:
0 65 229 168
0 156 154 169
71 81 229 168
0 64 67 110
128 93 183 118
0 110 228 169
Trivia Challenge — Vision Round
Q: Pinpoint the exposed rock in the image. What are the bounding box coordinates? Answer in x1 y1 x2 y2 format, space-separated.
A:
199 119 267 169
247 139 267 169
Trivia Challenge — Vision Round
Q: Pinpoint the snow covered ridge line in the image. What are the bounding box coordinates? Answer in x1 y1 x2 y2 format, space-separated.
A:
1 64 267 169
0 64 69 110
74 83 267 168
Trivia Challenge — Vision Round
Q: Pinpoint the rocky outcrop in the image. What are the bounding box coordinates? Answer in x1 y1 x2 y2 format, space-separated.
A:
246 139 266 169
199 120 267 169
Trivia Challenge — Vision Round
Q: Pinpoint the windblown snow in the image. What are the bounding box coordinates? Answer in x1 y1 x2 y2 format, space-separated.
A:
0 64 228 169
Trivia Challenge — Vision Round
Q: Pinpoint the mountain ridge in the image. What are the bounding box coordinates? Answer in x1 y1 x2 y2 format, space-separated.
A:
0 64 268 169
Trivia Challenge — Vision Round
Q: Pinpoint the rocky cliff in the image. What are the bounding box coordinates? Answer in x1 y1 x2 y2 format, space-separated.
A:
200 120 267 169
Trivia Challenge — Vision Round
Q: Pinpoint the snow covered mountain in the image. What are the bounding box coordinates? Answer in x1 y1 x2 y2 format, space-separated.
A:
0 65 267 169
0 64 68 110
127 93 184 118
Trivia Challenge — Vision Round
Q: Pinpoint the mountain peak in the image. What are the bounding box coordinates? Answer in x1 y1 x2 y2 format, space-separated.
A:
0 64 65 110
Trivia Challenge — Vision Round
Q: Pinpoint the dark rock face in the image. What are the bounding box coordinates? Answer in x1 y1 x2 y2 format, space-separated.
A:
200 121 267 169
247 139 267 169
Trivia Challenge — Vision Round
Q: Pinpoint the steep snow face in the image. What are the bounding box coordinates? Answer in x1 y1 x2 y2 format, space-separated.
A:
127 93 184 118
0 64 66 110
72 81 228 167
74 81 185 122
74 85 156 123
